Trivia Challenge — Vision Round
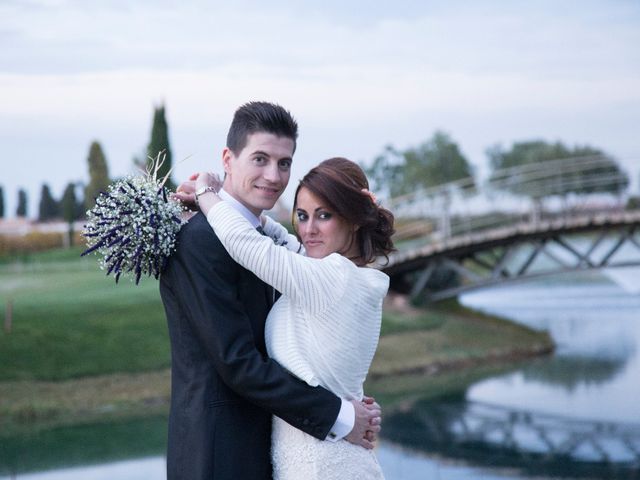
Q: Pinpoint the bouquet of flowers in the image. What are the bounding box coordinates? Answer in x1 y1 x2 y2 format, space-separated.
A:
82 153 185 284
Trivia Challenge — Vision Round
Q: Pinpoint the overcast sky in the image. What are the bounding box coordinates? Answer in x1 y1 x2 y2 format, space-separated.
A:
1 0 639 217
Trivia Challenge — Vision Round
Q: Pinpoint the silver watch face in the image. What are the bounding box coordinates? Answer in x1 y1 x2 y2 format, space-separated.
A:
195 186 207 196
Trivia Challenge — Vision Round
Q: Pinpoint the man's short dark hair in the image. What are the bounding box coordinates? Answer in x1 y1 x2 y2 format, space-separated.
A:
226 102 299 155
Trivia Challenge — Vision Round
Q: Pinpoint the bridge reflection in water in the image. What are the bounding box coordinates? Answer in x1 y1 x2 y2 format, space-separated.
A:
383 397 640 479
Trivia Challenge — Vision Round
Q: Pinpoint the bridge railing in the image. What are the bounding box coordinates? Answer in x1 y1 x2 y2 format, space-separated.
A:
386 155 633 244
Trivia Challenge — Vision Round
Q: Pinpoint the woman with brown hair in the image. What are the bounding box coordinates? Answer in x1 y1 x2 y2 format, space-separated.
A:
194 157 395 479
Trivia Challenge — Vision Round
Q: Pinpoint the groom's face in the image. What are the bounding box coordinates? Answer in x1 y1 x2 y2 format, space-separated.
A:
222 131 295 217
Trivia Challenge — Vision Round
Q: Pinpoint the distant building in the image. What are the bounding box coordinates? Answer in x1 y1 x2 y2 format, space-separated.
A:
0 218 84 237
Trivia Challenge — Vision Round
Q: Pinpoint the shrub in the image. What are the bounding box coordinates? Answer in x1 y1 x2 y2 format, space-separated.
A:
0 231 83 258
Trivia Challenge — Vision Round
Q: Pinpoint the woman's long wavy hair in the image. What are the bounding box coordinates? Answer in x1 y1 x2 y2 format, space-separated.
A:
292 157 395 265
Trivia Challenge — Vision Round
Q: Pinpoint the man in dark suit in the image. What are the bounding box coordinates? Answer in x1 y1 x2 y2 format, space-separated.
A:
160 102 380 479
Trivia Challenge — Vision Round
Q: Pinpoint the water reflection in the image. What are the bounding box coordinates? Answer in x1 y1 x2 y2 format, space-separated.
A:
0 457 165 480
0 416 166 477
383 396 640 479
518 354 627 391
461 274 640 425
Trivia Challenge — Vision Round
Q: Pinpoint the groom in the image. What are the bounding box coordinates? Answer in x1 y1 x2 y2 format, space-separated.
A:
160 102 380 479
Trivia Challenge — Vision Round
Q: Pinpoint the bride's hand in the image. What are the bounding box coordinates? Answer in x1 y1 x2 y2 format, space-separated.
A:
173 173 199 209
195 171 223 193
193 171 223 215
173 172 223 209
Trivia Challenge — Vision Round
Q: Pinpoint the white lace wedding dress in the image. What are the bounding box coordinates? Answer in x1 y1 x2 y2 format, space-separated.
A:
207 202 387 479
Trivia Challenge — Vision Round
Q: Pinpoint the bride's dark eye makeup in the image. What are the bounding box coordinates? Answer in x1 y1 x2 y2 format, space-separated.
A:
296 209 334 222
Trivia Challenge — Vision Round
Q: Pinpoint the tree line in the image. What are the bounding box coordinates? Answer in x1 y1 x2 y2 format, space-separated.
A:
363 131 632 203
0 114 637 225
1 104 174 224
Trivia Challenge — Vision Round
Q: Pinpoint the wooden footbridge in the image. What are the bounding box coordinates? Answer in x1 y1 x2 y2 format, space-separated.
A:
379 156 640 302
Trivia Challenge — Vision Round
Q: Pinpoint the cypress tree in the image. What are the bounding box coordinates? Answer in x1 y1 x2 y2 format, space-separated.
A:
75 187 86 220
85 141 111 210
0 185 4 218
38 183 59 221
61 182 79 223
16 189 28 217
61 182 79 246
146 104 175 190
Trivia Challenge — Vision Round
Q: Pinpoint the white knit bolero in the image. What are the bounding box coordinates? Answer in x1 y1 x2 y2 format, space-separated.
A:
206 201 389 401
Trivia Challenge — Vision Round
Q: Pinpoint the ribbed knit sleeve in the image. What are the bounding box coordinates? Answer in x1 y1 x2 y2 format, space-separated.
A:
263 215 304 254
207 201 348 314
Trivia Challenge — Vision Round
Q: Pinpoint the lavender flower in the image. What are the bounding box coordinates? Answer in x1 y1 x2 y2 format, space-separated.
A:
82 153 185 284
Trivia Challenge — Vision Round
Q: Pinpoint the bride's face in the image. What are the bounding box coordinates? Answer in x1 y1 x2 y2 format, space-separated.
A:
294 187 357 259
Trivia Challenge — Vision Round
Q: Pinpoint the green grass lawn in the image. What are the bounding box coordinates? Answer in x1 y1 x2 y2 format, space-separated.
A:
0 248 169 381
0 247 553 432
1 247 551 383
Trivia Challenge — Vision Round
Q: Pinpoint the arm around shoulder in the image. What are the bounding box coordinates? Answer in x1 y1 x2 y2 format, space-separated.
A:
165 214 342 440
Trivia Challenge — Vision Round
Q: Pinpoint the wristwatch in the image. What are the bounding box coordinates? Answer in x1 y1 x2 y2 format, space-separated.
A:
195 186 218 206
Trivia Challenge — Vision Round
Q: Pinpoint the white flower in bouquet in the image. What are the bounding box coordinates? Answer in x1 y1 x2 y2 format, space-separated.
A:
82 152 186 284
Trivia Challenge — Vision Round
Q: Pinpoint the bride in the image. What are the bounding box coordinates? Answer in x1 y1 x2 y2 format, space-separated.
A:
193 157 394 479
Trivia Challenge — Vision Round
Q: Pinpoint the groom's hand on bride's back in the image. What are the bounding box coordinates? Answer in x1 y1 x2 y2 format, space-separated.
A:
345 397 382 450
363 396 382 444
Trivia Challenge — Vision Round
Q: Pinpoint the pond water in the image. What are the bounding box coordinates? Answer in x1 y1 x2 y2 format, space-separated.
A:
463 272 640 424
377 271 640 479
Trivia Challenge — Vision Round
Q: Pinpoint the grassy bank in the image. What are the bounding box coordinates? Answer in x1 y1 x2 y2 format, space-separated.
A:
0 248 553 434
365 294 553 408
0 247 169 381
372 296 552 378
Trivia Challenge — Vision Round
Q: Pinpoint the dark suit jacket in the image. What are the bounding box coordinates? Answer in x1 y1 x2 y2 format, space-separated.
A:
160 213 341 479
